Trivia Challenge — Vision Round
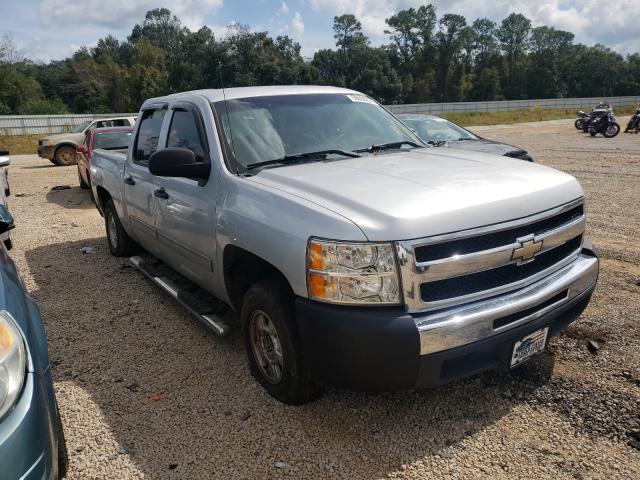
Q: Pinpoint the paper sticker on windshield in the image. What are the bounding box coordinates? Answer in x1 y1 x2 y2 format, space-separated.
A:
347 94 377 105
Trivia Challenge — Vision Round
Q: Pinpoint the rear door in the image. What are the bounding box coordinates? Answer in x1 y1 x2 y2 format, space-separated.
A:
153 102 217 285
124 105 167 253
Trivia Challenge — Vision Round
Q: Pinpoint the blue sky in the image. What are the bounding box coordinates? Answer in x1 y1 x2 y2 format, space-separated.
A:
2 0 638 62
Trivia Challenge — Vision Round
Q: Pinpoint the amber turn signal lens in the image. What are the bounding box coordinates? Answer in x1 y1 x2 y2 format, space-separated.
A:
308 242 325 270
308 273 326 298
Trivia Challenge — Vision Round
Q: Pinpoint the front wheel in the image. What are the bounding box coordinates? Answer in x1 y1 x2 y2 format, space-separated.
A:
574 119 584 130
104 199 139 257
54 146 77 166
604 122 620 138
242 278 320 404
589 130 597 137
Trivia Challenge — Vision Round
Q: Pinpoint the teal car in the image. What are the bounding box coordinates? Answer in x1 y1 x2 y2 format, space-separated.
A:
0 204 68 479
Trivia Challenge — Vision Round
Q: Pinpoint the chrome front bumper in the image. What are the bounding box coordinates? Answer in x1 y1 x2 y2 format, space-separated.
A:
416 252 598 355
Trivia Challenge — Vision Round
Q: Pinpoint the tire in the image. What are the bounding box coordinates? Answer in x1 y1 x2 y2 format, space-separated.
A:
574 119 583 130
78 167 90 190
56 405 69 479
54 146 77 166
241 278 320 405
589 130 597 137
104 199 139 257
604 122 620 138
49 158 61 166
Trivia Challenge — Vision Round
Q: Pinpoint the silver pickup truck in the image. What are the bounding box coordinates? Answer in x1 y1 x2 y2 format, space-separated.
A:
90 86 599 404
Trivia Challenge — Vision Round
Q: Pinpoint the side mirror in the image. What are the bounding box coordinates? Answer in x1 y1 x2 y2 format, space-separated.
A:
149 148 210 180
77 145 87 154
0 204 15 235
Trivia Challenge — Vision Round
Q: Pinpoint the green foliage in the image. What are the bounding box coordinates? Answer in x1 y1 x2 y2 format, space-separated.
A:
0 7 639 115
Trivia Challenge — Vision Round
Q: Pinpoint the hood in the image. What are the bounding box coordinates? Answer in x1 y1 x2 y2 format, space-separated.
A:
248 149 583 241
40 132 83 143
441 139 526 157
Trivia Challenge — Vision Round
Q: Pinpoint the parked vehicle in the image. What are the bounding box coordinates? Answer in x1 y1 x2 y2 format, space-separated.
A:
624 108 640 133
91 86 599 404
574 110 589 130
0 149 11 250
398 114 533 161
37 116 136 166
77 127 133 190
580 103 613 133
588 110 620 137
0 203 68 478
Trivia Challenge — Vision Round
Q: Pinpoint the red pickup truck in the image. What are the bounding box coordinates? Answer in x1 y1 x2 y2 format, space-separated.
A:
76 126 133 189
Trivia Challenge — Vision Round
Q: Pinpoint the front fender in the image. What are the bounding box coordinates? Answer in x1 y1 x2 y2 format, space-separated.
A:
214 173 367 300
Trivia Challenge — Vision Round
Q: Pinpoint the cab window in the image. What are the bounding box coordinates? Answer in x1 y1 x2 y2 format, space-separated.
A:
134 109 167 164
167 109 206 161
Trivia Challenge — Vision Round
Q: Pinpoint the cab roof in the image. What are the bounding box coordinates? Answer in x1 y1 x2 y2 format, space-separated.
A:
142 85 361 108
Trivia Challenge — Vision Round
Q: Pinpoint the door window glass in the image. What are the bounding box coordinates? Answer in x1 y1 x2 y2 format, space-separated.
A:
135 109 167 164
167 109 206 161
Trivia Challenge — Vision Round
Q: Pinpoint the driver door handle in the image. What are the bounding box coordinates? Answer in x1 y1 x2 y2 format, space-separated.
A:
124 177 135 186
154 188 169 200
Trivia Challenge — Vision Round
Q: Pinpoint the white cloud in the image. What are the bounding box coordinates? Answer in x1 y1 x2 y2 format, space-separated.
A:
278 11 304 38
290 12 304 35
308 0 640 54
39 0 223 30
277 1 289 15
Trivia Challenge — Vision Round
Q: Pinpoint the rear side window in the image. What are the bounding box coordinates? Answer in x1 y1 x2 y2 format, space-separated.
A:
135 109 166 164
167 109 206 161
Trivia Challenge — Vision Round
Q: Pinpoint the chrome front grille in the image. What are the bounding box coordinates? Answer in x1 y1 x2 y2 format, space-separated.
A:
396 198 586 312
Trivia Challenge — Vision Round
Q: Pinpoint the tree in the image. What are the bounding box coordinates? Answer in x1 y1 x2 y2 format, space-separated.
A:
435 14 467 101
333 14 368 53
497 13 531 98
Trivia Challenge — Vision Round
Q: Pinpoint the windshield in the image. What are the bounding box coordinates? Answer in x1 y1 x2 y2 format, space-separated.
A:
93 131 132 150
73 120 92 133
402 117 478 143
212 94 423 170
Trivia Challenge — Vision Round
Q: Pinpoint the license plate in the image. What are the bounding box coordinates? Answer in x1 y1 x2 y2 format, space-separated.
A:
510 327 549 368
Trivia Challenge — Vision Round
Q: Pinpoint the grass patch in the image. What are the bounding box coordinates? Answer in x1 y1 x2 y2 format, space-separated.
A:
0 134 40 155
442 105 637 127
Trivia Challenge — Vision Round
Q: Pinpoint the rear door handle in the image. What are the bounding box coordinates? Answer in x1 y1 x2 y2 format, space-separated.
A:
124 177 135 186
154 188 169 200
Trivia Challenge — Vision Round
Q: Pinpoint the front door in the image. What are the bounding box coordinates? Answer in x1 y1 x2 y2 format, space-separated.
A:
153 105 216 286
124 107 167 253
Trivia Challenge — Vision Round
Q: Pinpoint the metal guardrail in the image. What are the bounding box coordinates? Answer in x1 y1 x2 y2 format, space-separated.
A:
0 113 137 136
1 96 639 135
385 96 640 115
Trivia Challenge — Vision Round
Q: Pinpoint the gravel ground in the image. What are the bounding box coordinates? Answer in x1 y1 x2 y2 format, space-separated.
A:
7 119 640 479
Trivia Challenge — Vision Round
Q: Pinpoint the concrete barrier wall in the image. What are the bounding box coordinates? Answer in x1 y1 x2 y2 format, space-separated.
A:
1 96 640 135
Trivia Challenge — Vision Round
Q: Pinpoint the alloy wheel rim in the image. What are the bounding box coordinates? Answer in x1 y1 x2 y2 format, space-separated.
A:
249 310 284 384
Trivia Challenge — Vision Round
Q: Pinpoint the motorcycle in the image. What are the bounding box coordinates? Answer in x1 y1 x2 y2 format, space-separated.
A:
575 110 588 130
588 111 620 138
582 103 613 133
624 108 640 133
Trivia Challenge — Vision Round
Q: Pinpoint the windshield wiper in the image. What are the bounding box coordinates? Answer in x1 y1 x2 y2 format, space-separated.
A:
354 141 424 153
245 149 361 170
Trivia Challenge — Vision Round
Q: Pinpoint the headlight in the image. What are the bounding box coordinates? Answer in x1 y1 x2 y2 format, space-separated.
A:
307 238 401 305
0 311 26 419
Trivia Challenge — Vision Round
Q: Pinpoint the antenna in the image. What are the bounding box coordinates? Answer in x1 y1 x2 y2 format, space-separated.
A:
217 61 238 173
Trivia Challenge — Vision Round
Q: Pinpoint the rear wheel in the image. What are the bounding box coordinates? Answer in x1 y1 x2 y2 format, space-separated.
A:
589 130 597 137
604 122 620 138
54 146 76 166
104 199 139 257
78 167 90 189
242 278 320 404
574 119 583 130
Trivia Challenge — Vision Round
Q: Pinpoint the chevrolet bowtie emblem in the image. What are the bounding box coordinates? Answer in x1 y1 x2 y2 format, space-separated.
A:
512 237 543 264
